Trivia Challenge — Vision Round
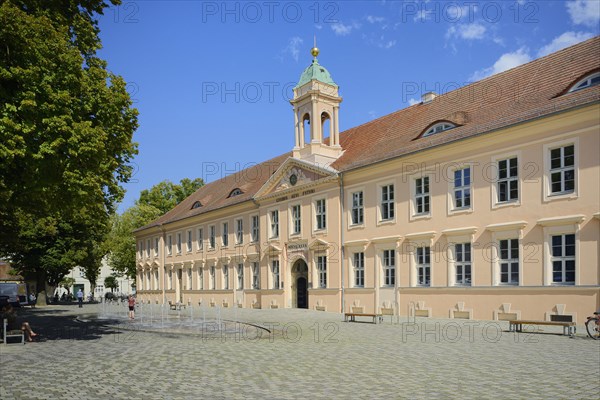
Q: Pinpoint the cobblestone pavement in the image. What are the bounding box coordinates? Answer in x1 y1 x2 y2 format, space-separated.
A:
1 304 599 400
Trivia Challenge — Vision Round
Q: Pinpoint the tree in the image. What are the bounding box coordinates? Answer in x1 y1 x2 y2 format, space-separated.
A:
104 275 119 293
0 1 138 294
59 277 76 294
106 179 204 278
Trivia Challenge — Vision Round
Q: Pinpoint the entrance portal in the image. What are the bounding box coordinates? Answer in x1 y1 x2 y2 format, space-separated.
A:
291 259 308 309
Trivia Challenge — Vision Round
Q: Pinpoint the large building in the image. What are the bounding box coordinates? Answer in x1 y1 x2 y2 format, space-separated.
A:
135 38 600 324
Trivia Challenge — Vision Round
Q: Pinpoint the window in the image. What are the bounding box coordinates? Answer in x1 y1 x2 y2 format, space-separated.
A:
228 188 243 197
499 239 519 285
270 210 279 239
423 122 456 137
291 205 301 235
551 234 575 284
187 268 192 290
453 167 471 209
146 239 150 257
223 265 229 290
197 228 203 251
154 237 159 256
455 243 471 286
354 252 364 288
191 201 202 209
198 268 204 290
550 145 575 195
568 71 600 92
137 241 141 258
176 233 182 254
271 260 280 289
381 184 395 221
237 263 244 289
497 157 518 203
186 230 192 252
417 247 430 286
209 226 216 249
168 270 173 290
167 235 172 256
251 215 259 242
252 262 260 289
351 191 364 225
222 222 229 247
315 199 326 230
210 266 215 290
415 177 430 215
317 255 327 288
382 249 395 287
235 219 243 244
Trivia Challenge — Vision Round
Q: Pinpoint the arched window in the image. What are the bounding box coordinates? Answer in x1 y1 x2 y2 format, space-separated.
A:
568 71 600 93
321 112 331 140
422 122 456 137
191 201 202 209
302 113 311 145
228 188 243 198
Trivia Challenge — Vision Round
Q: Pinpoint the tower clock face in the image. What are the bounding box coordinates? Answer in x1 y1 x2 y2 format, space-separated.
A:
289 174 298 186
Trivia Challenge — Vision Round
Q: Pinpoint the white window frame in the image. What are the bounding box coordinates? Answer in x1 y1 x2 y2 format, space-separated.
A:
498 238 519 285
209 225 216 249
568 71 600 92
237 263 244 290
198 267 204 290
350 190 364 226
176 232 182 254
187 267 192 290
317 255 327 288
290 204 301 236
250 215 259 243
539 217 583 286
222 222 229 247
154 237 159 256
146 239 151 257
416 246 431 287
167 235 173 256
235 218 243 245
411 175 431 219
543 138 578 202
210 266 216 290
450 166 472 212
222 265 229 290
315 198 326 231
490 152 521 209
252 262 260 289
269 209 279 239
197 228 203 251
382 249 395 287
353 252 365 288
550 233 576 285
271 260 280 289
379 183 395 223
186 230 192 253
453 243 472 286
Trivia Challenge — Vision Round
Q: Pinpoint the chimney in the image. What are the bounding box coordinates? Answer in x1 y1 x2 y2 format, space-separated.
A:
421 92 437 104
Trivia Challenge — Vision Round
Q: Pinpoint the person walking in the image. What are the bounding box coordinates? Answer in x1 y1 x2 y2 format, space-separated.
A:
28 292 36 308
128 295 136 320
76 289 83 308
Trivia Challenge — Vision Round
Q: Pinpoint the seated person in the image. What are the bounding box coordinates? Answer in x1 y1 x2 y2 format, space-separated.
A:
1 305 38 342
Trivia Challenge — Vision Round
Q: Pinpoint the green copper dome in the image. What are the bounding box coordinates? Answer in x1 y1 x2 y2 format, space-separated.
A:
295 58 338 89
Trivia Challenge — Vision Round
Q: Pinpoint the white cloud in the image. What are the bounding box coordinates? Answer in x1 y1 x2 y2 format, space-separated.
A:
446 23 487 40
283 37 303 62
408 98 420 106
469 47 532 81
445 5 477 21
567 0 600 27
414 9 432 22
330 21 361 36
366 15 385 24
537 31 594 57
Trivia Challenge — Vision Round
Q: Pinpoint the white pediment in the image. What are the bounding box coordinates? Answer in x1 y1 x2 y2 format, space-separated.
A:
254 157 338 199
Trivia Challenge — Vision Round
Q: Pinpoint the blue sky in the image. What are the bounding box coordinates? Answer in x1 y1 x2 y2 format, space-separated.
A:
96 0 600 213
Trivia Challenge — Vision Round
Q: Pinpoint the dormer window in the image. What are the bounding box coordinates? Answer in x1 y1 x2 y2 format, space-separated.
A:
228 188 243 198
423 122 456 137
191 201 202 209
568 71 600 93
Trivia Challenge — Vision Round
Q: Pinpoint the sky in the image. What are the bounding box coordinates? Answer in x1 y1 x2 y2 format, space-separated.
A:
96 0 600 213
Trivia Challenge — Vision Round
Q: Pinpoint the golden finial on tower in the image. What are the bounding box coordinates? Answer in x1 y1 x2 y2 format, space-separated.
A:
311 35 319 58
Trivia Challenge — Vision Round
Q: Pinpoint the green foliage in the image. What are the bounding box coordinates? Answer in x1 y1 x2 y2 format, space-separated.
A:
59 277 76 293
103 274 119 292
0 1 138 287
106 179 204 278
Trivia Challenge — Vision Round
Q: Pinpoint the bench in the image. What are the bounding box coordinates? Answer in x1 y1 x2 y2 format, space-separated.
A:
168 301 186 311
2 318 24 345
509 320 576 337
344 313 383 324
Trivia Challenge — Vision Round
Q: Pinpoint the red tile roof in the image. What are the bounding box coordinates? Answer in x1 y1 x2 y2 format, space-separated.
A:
137 36 600 232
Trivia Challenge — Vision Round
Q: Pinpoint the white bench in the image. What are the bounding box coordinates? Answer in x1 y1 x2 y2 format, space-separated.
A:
2 318 24 345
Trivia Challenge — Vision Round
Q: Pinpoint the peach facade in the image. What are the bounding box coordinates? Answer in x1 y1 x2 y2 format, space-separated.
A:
135 41 600 324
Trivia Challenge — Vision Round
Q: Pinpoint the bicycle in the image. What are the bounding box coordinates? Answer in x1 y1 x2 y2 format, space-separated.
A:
585 312 600 339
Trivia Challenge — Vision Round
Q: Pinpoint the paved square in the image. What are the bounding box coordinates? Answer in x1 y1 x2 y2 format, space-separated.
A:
1 304 599 399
